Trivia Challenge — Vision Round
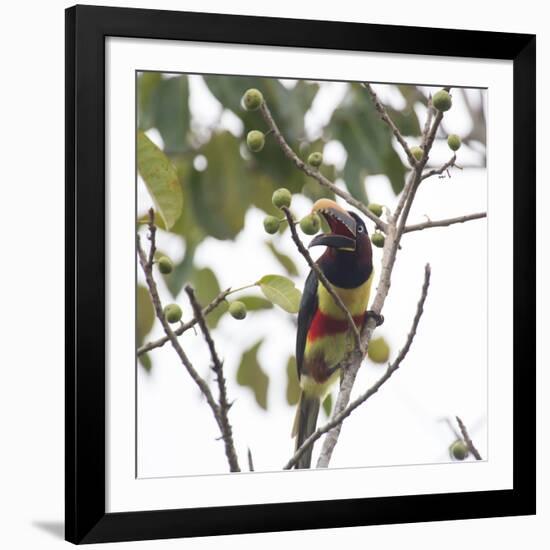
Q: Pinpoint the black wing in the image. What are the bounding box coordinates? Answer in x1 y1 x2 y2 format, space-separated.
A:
296 268 319 377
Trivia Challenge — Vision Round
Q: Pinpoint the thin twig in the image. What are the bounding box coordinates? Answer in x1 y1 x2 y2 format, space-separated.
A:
138 209 240 472
259 101 387 233
185 285 240 472
456 416 483 460
363 82 418 168
247 448 255 472
421 94 434 146
282 206 363 353
137 289 231 356
394 93 450 240
285 264 431 470
421 154 457 180
403 212 487 233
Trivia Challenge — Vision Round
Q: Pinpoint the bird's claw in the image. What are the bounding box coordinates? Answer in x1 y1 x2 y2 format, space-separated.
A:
365 310 384 327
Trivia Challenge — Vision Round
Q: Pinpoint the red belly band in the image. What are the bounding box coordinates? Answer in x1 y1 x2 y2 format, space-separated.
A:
307 310 365 342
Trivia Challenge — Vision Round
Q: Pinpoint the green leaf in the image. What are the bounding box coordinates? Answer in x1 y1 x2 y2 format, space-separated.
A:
137 285 155 371
137 131 183 229
190 267 228 329
203 75 324 199
285 356 300 406
387 106 421 137
162 241 198 298
322 393 333 417
203 76 318 143
384 148 407 195
152 76 190 153
257 274 301 313
237 340 269 410
330 83 407 198
138 72 162 130
190 132 249 240
139 353 153 373
265 242 299 276
237 295 273 311
137 285 155 345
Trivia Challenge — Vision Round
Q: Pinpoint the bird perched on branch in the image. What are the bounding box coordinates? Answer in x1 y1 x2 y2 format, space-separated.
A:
293 198 376 469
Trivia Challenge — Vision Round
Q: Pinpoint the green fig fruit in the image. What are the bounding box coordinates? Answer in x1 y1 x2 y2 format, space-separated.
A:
371 232 385 248
263 215 281 234
411 146 424 162
246 130 265 152
229 301 247 320
368 337 390 363
450 440 469 461
242 88 263 111
368 203 383 217
272 188 292 209
157 256 174 274
433 90 452 112
300 213 321 235
164 304 182 324
447 134 462 151
307 152 323 167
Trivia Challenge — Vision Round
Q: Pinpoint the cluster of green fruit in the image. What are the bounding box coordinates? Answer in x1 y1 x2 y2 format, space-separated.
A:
366 203 385 248
243 88 267 152
262 188 322 236
243 89 324 170
408 90 462 164
264 188 389 249
154 255 247 323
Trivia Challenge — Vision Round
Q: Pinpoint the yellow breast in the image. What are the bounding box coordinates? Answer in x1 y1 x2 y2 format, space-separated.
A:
317 271 374 319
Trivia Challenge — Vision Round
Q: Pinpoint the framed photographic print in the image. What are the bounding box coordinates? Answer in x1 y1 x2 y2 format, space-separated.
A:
65 4 536 544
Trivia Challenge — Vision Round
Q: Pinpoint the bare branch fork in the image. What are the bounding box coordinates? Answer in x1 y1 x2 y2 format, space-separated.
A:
260 84 486 469
185 285 240 471
285 263 431 470
138 289 231 356
456 416 483 460
137 209 240 472
421 154 457 180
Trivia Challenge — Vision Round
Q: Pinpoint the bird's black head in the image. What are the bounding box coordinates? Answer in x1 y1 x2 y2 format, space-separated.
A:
308 199 373 288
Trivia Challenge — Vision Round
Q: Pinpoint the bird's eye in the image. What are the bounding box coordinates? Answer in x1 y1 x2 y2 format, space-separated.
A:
357 225 364 233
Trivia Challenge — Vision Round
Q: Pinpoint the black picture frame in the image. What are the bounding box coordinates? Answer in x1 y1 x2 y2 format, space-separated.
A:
65 4 536 544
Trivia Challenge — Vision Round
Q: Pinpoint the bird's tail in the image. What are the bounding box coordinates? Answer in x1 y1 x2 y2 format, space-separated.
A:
291 391 320 469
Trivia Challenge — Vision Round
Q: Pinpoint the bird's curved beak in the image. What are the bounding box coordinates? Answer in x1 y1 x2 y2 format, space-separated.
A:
308 199 357 250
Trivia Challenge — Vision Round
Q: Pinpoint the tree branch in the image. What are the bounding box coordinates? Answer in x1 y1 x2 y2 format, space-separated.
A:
285 263 431 470
137 289 231 356
363 82 419 168
456 416 483 461
137 209 239 472
403 212 487 234
281 206 363 353
314 89 450 468
259 101 387 233
184 285 240 472
421 94 434 146
421 154 457 180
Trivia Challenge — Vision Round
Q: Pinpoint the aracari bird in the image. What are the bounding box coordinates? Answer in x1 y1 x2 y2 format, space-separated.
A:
292 198 375 469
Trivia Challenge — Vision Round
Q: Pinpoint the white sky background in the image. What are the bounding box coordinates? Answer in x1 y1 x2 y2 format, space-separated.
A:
137 78 487 478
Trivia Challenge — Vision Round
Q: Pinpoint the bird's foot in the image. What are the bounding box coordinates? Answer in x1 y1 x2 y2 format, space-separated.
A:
365 310 384 327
